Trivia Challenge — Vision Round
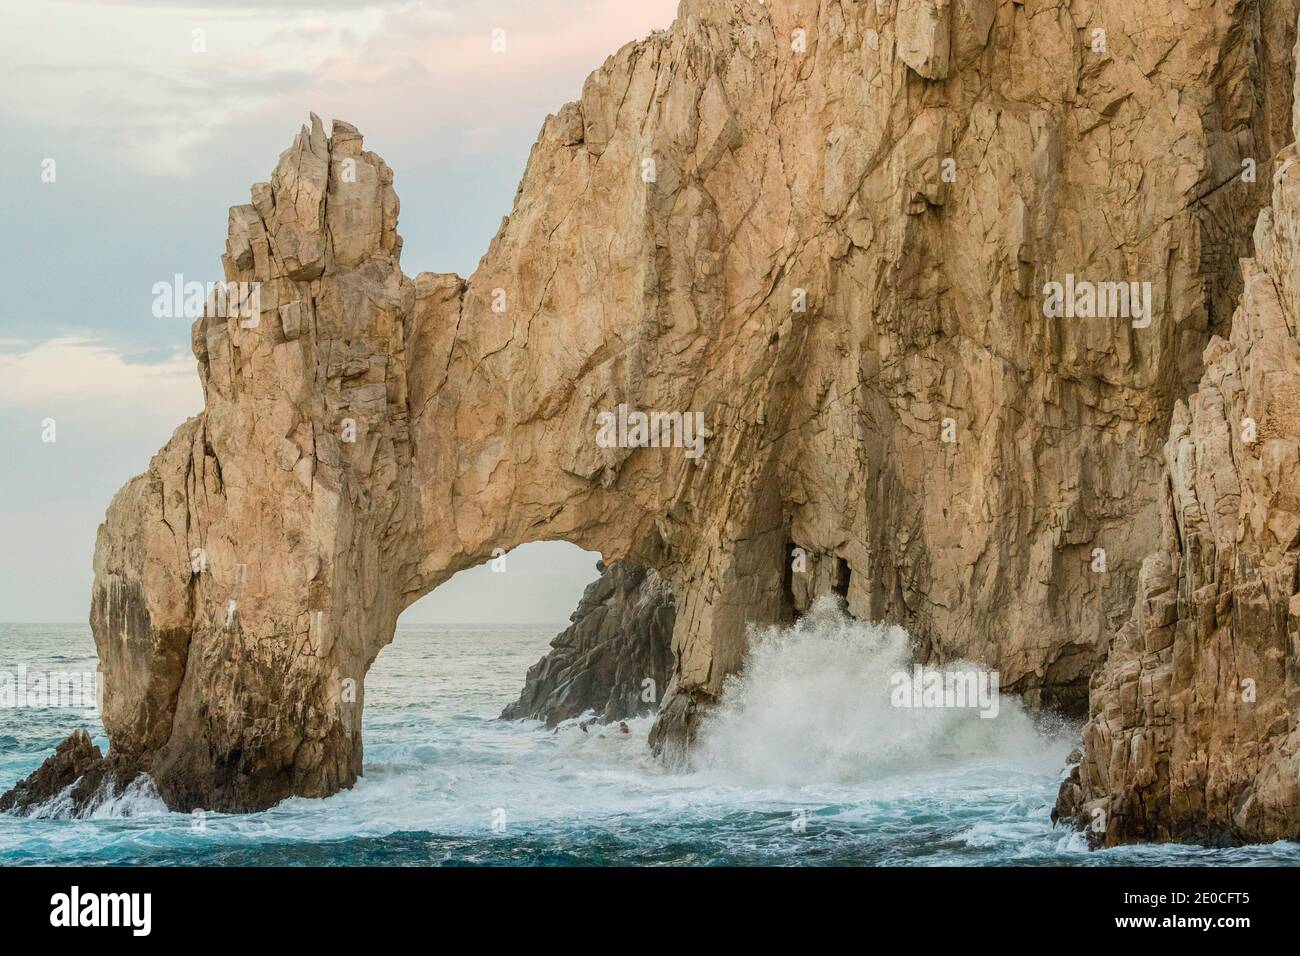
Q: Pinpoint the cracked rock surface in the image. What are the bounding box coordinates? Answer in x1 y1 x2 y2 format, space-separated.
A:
1057 134 1300 846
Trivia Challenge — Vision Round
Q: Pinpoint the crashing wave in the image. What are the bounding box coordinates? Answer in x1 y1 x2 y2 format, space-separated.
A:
24 772 167 821
691 598 1071 786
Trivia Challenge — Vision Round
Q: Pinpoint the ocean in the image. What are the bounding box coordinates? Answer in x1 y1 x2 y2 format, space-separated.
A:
2 618 1298 867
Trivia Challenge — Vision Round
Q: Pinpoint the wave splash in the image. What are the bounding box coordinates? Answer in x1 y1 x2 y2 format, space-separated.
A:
691 598 1069 787
23 773 168 821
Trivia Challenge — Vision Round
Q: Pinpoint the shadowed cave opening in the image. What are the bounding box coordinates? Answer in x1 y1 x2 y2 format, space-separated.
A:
374 542 675 737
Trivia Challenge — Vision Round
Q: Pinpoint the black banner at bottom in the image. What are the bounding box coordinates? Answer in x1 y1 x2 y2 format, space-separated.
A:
0 865 1283 940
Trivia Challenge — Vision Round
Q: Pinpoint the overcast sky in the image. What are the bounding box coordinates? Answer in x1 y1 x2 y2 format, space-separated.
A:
0 0 680 623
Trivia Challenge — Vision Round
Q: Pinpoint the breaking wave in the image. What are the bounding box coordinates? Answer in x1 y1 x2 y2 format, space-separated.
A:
22 774 167 821
691 598 1069 786
7 621 1294 865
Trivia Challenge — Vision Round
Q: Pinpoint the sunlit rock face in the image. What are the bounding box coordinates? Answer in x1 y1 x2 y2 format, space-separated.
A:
7 0 1298 821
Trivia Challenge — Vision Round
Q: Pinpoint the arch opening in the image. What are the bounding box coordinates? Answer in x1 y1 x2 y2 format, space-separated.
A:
376 542 676 740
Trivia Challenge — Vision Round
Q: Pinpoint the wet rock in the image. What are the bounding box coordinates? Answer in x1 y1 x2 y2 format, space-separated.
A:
502 562 674 727
0 730 134 816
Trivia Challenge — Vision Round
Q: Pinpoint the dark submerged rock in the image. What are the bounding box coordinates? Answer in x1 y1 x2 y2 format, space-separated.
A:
502 562 674 727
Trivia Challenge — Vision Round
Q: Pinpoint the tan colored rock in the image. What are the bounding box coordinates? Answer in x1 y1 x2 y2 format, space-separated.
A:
1062 137 1300 846
9 0 1298 814
897 0 951 79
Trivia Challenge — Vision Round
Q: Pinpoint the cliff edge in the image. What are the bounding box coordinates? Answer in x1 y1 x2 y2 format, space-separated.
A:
1057 134 1300 846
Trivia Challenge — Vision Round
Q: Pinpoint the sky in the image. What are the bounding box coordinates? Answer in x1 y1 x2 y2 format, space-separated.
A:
0 0 681 623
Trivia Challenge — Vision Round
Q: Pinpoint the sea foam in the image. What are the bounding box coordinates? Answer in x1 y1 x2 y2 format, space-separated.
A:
691 597 1068 786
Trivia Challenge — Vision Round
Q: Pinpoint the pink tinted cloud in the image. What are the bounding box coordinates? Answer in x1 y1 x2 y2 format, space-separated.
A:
244 0 682 163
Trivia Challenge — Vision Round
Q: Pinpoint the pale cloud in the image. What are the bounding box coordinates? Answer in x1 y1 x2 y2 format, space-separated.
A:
0 337 202 411
60 0 417 8
301 0 681 160
0 0 678 621
7 0 679 177
0 338 205 621
5 2 388 176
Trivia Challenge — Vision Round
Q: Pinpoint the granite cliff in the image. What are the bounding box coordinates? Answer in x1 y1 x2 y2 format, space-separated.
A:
6 0 1300 843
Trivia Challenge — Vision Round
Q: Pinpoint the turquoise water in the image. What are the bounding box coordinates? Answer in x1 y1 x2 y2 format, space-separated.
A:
3 619 1299 866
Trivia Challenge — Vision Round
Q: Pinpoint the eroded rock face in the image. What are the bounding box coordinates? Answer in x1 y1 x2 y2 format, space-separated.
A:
8 0 1300 817
501 562 674 726
84 117 417 811
1058 140 1300 846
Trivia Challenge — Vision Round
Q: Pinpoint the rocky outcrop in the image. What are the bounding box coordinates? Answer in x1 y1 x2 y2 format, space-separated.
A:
501 562 674 726
8 0 1300 818
0 731 128 816
1058 133 1300 846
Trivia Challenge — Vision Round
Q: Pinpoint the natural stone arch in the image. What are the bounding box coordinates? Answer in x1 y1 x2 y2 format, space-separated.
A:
89 79 798 810
83 6 817 813
20 0 1291 822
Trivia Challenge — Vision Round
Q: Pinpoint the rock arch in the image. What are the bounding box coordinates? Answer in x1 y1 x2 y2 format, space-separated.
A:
17 0 1297 822
89 99 792 808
